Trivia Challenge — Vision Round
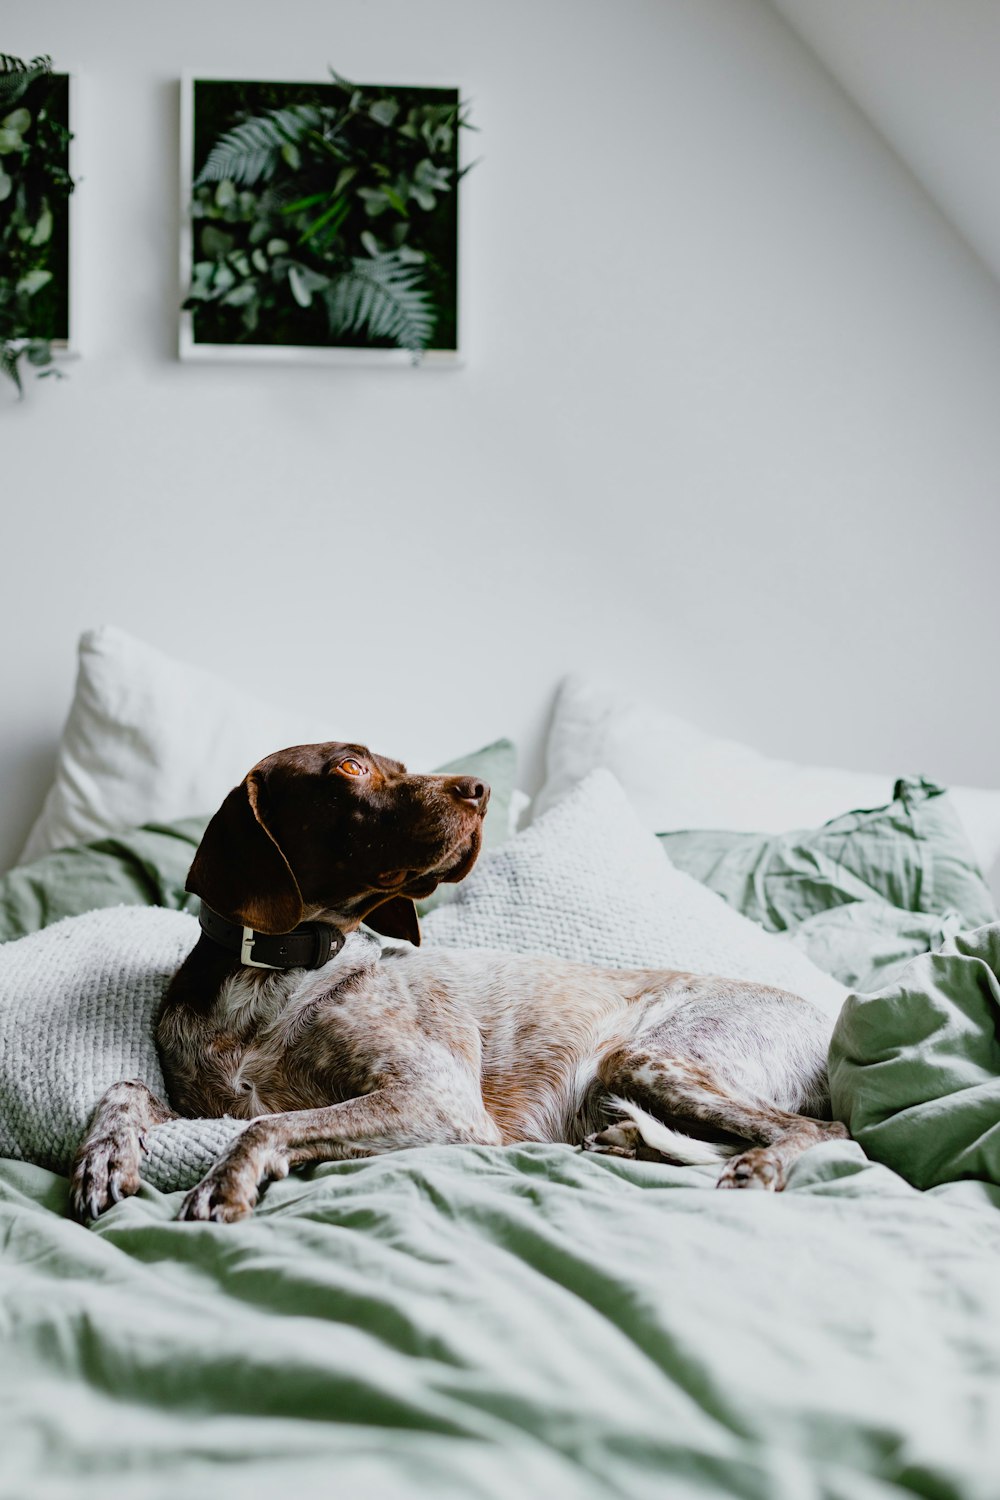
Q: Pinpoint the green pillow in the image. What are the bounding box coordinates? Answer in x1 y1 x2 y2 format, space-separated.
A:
659 777 998 993
0 739 517 944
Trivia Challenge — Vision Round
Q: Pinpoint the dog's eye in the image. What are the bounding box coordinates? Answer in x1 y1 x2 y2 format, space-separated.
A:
338 758 367 778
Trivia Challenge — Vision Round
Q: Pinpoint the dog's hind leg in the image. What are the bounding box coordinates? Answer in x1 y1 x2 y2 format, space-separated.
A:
71 1079 178 1222
584 1047 846 1191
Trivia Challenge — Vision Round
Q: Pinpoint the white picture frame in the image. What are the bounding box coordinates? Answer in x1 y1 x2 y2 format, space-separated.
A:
5 67 80 374
61 69 80 361
178 70 466 368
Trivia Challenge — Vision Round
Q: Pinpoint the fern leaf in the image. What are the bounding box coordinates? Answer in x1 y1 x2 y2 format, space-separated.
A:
324 251 436 354
0 53 52 107
1 342 24 397
195 104 325 187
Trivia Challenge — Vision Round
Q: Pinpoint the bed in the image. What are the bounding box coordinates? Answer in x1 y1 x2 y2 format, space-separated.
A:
2 629 1000 1500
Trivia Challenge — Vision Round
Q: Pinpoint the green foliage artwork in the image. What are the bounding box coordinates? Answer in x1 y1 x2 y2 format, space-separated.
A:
184 74 471 360
0 54 73 396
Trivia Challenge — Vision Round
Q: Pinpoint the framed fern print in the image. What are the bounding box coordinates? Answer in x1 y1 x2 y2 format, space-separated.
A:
179 73 466 366
0 57 77 395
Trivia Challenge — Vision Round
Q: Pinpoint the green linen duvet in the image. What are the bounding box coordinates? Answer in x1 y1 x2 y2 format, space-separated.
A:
830 923 1000 1194
2 1141 999 1500
4 769 1000 1498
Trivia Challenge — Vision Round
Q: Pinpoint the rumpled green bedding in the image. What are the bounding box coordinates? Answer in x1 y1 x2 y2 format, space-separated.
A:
3 1143 1000 1499
661 778 996 992
829 924 1000 1192
5 763 1000 1496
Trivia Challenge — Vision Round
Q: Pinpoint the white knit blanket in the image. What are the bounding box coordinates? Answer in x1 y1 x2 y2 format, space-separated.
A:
0 906 245 1190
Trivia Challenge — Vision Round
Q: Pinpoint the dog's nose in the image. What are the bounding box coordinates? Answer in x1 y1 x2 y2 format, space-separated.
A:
451 777 489 811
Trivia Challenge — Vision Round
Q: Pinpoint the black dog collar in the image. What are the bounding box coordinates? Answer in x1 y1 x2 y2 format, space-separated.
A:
198 902 345 971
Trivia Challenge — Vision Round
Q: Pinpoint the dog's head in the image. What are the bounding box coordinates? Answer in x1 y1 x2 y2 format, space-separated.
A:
185 742 490 946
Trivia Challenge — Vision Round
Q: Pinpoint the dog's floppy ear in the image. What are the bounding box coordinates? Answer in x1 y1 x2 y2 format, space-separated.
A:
363 896 421 946
186 772 304 934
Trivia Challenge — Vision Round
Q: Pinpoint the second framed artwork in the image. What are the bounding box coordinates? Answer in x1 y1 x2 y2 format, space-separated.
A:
1 56 78 395
179 71 470 367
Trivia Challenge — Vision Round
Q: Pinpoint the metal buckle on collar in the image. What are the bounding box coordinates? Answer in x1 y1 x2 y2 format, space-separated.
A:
241 926 282 971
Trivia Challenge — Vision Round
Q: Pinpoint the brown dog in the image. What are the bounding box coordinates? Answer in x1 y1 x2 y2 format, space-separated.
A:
71 742 845 1223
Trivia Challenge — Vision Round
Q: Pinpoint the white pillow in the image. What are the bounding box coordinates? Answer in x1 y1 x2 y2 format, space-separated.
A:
20 627 524 863
20 627 320 862
422 769 847 1019
535 675 1000 888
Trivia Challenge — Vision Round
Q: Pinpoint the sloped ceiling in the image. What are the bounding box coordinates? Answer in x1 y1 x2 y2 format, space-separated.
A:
768 0 1000 286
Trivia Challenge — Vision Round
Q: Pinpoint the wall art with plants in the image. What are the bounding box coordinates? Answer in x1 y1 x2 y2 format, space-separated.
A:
180 72 471 365
0 53 74 396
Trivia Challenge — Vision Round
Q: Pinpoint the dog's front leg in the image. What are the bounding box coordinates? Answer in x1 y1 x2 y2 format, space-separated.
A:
179 1089 498 1223
71 1079 179 1222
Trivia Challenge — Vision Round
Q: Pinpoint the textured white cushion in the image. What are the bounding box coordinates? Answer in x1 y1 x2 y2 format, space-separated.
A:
423 769 848 1018
0 906 244 1189
535 675 1000 887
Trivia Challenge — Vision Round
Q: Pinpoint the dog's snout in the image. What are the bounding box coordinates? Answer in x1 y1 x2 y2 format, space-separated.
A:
451 777 489 811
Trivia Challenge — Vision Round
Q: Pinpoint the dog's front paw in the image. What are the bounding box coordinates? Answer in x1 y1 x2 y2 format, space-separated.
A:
71 1129 145 1222
716 1147 784 1192
179 1170 259 1224
179 1130 289 1224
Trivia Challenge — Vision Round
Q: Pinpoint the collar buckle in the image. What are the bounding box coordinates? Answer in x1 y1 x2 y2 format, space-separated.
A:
240 925 283 970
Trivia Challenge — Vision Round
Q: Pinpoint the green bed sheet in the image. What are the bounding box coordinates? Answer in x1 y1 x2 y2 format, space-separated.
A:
3 1142 999 1500
830 923 1000 1193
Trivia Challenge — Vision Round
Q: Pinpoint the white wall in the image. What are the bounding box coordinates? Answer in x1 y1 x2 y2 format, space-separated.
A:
771 0 1000 283
3 0 1000 870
